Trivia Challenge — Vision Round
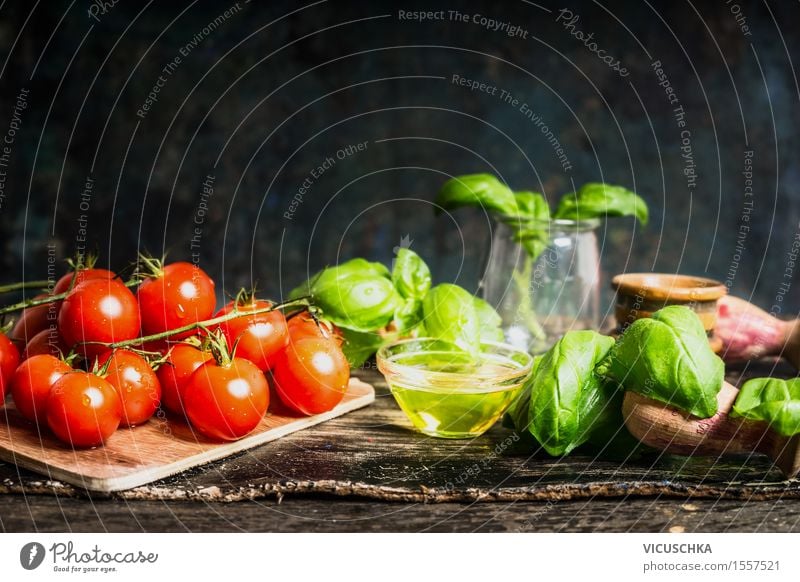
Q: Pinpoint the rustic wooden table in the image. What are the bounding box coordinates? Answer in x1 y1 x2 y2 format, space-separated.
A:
2 364 799 532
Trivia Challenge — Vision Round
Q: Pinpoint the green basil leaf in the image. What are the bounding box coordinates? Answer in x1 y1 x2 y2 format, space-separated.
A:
339 327 386 368
290 258 401 332
472 296 504 342
392 248 431 300
394 297 423 332
422 283 480 354
581 381 644 459
513 191 550 221
598 306 724 418
435 174 518 216
732 377 800 437
554 183 648 226
527 330 616 456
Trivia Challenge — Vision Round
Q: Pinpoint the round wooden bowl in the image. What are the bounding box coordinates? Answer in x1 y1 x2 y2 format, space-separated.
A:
611 273 727 351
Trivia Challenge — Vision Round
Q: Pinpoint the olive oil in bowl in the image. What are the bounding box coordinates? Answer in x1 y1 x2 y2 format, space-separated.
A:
376 340 533 439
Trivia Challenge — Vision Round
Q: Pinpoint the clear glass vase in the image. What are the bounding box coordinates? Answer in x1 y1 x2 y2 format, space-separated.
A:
481 218 601 354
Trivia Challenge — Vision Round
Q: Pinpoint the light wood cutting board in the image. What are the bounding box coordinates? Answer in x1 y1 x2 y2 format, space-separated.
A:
0 377 374 493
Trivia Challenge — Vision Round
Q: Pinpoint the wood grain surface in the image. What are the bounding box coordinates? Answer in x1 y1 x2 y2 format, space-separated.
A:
0 378 374 492
0 362 798 506
2 495 797 532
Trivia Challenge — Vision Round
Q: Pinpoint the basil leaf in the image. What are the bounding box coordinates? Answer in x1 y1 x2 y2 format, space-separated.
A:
505 356 541 433
513 191 550 221
598 306 724 418
554 183 648 225
392 248 431 300
290 258 402 332
422 284 480 354
394 297 423 332
732 377 800 437
527 330 616 456
504 190 552 263
435 174 518 216
472 296 504 342
339 327 386 368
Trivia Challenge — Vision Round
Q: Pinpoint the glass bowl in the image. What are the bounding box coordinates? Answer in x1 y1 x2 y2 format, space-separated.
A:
376 338 533 439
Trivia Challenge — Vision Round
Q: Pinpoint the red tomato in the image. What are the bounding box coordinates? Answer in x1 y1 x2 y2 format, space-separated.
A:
52 268 116 317
137 262 215 339
53 267 116 296
216 300 288 372
99 350 161 427
271 337 349 415
286 311 342 345
10 294 55 344
21 328 67 360
46 372 122 447
183 358 268 441
157 344 212 414
10 354 71 422
58 279 141 359
0 333 21 401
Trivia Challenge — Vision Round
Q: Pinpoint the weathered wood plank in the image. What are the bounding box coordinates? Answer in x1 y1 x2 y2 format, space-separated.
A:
1 495 798 532
0 362 797 503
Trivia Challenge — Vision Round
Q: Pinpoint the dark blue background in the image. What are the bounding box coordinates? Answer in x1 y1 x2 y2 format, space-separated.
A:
0 0 798 320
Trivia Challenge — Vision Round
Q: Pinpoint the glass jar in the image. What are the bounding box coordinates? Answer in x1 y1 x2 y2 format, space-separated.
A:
481 218 601 354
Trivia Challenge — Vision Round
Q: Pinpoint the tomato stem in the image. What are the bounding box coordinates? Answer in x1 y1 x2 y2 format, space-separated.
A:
0 280 53 294
0 278 139 316
93 296 311 350
134 252 166 281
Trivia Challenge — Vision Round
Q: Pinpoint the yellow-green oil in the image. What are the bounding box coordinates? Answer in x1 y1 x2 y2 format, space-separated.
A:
386 352 524 438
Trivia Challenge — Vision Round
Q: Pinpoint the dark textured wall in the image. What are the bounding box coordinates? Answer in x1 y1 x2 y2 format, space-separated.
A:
0 0 798 318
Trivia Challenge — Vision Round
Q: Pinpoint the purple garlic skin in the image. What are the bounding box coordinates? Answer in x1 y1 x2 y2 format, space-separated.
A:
716 295 789 363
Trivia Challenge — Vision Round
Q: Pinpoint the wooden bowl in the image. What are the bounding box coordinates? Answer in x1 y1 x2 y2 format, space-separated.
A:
611 273 727 349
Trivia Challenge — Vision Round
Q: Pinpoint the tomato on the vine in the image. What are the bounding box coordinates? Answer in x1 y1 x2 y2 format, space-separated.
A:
53 267 116 296
157 343 212 414
46 371 122 447
271 337 349 415
10 294 54 344
58 279 141 359
216 299 288 372
10 354 71 422
0 332 21 401
98 350 161 427
286 311 342 345
137 262 215 339
21 328 66 360
183 357 268 441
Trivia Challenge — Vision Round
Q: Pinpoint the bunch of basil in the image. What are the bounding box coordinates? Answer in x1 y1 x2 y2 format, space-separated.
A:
732 377 800 437
508 306 726 457
436 174 648 264
289 248 504 366
436 174 648 342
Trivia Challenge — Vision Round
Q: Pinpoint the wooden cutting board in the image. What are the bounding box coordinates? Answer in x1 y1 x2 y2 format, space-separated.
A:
0 377 374 493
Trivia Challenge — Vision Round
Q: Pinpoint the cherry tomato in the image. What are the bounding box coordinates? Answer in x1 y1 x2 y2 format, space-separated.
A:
52 267 116 296
271 337 349 415
286 311 342 345
52 267 116 317
98 350 161 427
183 357 268 441
10 354 71 422
21 328 67 360
216 300 288 372
10 294 55 344
137 262 215 339
58 279 141 359
0 332 21 401
46 371 122 447
157 344 212 414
